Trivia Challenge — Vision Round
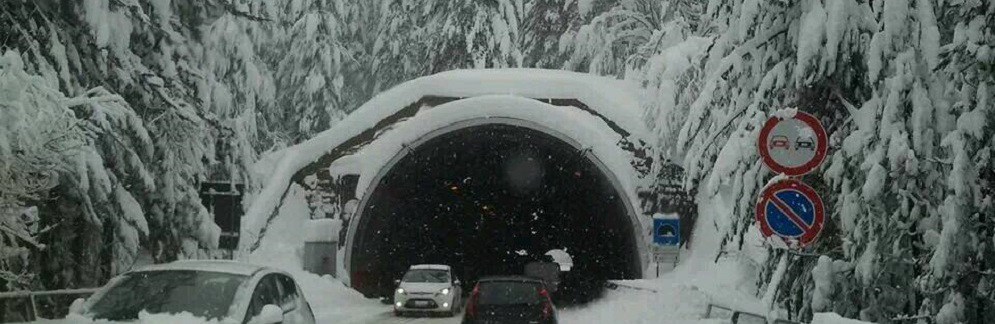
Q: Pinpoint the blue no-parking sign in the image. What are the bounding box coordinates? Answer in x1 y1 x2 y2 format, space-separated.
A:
754 179 824 247
652 216 679 246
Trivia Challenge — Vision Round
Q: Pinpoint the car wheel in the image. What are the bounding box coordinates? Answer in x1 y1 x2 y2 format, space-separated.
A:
394 310 402 317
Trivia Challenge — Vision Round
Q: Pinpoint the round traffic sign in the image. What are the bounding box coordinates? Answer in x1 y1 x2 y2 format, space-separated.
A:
755 179 824 248
757 110 828 176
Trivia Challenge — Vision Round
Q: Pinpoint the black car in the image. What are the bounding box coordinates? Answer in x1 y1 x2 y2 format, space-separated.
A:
462 276 557 324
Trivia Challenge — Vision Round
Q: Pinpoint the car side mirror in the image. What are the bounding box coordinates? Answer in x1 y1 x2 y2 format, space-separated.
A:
254 304 284 324
68 298 86 315
454 279 461 286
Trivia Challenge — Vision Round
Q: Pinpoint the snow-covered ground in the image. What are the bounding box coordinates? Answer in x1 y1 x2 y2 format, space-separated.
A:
249 189 764 324
228 166 868 324
283 258 758 324
30 174 870 324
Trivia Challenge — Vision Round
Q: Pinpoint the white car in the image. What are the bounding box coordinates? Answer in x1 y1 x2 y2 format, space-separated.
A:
67 260 315 324
393 264 462 317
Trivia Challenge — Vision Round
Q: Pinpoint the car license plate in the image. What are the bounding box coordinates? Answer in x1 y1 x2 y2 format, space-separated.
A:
415 301 429 306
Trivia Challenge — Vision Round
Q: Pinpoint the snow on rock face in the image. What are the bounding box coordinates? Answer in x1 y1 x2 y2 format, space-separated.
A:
241 69 651 254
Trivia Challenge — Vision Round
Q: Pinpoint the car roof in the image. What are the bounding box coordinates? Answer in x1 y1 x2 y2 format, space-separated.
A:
410 264 451 271
477 275 544 283
132 260 268 276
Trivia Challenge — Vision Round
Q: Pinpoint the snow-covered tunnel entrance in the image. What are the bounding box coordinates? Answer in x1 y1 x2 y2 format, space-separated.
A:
240 69 658 303
346 113 643 302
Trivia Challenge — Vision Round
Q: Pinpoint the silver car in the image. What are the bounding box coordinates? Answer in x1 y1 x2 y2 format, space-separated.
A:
68 260 315 324
393 264 462 317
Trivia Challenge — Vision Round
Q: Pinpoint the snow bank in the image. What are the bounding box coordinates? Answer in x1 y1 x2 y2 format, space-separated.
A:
560 182 771 324
305 218 341 242
561 251 764 324
241 183 310 266
241 68 651 254
279 268 385 323
559 279 722 324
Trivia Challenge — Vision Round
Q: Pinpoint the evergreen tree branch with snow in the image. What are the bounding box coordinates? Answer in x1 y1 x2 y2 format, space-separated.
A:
565 0 993 322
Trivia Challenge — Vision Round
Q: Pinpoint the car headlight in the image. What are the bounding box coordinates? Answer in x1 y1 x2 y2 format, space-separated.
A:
396 288 405 295
440 288 450 295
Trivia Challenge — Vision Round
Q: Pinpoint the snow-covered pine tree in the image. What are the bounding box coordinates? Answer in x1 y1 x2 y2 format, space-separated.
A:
557 0 704 160
1 0 160 284
521 0 582 68
665 0 993 322
368 0 434 94
0 0 285 280
272 0 353 143
553 0 992 321
429 0 524 70
374 0 524 81
916 2 995 322
0 51 84 291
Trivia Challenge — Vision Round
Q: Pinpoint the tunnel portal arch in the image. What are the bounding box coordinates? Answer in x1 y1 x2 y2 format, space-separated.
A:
343 111 647 298
238 70 661 301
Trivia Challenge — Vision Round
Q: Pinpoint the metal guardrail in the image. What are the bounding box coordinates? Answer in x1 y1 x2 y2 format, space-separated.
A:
0 288 99 322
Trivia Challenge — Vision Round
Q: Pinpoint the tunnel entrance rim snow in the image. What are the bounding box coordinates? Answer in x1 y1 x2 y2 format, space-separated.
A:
342 116 648 285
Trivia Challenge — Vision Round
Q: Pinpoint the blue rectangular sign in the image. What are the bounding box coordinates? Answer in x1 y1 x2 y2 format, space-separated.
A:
653 218 680 246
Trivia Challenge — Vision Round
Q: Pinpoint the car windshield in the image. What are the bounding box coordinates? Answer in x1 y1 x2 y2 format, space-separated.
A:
402 269 450 283
87 270 247 321
476 281 544 306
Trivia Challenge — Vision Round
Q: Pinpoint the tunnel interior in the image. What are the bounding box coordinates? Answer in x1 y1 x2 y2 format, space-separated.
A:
349 123 641 304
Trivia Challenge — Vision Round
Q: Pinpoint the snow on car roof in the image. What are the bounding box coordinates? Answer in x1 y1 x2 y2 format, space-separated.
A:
410 264 451 270
133 260 267 276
